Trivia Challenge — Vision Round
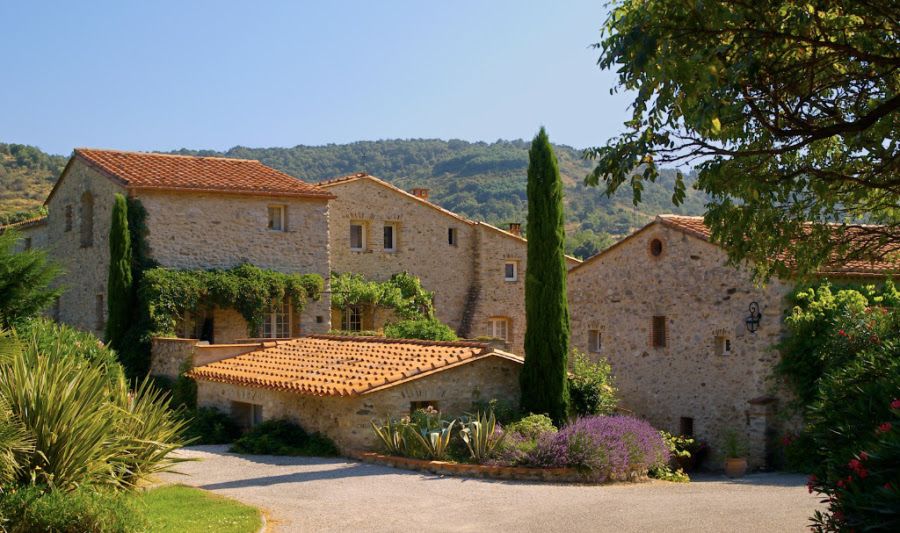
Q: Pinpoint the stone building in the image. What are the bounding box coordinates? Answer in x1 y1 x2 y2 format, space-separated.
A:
34 148 334 339
567 215 897 468
320 173 579 355
180 335 523 450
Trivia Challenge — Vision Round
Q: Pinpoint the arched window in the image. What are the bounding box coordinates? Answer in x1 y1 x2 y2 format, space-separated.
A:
80 191 94 248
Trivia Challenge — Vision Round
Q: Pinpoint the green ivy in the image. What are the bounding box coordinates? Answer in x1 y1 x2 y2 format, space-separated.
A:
139 264 324 337
330 272 434 320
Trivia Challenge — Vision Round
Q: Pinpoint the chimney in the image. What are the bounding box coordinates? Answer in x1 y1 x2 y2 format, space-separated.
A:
508 222 522 236
410 188 430 200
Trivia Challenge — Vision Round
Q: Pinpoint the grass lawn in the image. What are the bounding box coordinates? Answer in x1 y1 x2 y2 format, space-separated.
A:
141 485 262 533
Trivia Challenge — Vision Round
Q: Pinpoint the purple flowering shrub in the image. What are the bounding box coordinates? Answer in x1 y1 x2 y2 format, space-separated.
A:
522 415 670 480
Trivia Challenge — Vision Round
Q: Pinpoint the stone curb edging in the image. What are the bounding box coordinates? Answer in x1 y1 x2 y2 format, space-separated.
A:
348 450 600 483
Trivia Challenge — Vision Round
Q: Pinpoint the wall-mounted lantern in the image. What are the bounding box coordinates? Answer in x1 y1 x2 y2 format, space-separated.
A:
745 302 762 333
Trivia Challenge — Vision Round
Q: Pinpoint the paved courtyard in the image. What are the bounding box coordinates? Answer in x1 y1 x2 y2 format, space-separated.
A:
158 445 822 532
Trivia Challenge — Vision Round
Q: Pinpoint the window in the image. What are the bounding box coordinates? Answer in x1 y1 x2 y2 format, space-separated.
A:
80 192 94 248
23 237 32 251
679 417 694 437
715 335 732 356
410 400 439 413
267 205 286 231
489 317 510 341
448 227 458 246
231 401 263 430
95 294 105 330
652 316 667 348
262 300 291 338
64 205 73 232
350 222 365 250
650 238 664 257
342 305 362 332
588 330 602 353
504 261 518 281
383 223 396 251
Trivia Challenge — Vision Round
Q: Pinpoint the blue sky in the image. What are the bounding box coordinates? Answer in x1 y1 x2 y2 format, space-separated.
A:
2 1 631 155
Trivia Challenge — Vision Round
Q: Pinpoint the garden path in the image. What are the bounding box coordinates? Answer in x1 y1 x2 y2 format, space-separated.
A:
159 445 822 532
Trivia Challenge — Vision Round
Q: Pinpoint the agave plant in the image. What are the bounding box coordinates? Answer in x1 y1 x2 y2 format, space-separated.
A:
0 396 33 487
460 410 505 463
371 417 411 456
408 419 456 460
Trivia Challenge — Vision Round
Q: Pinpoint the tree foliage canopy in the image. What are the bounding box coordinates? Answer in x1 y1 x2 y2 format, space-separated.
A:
521 128 570 424
0 229 61 329
589 0 899 279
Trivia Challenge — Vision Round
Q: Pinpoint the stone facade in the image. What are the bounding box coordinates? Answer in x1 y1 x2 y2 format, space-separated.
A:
322 176 579 355
567 220 792 468
40 157 332 339
45 162 127 336
195 354 522 451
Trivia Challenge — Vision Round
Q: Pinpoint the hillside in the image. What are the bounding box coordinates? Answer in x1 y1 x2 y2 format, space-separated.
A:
0 139 706 258
0 143 67 224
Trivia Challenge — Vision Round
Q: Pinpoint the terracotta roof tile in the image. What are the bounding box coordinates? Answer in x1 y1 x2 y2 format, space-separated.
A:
658 215 899 277
0 215 47 232
73 148 333 199
186 335 521 396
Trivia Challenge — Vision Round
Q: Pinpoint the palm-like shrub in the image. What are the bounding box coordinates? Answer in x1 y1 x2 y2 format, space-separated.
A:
0 396 32 486
0 331 186 490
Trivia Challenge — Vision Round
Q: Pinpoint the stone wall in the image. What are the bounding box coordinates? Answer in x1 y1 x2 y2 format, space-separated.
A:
137 189 333 335
9 220 49 253
567 222 792 468
324 179 476 332
45 161 127 336
150 337 261 379
195 355 522 450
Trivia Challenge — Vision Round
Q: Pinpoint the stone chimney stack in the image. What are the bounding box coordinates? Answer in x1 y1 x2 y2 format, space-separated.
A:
410 188 430 200
508 222 522 236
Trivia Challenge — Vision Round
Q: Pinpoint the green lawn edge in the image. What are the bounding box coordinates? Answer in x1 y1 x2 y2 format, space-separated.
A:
140 485 262 533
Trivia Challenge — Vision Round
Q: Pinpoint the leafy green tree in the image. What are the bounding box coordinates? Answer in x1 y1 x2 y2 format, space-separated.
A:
521 128 570 424
384 318 457 341
0 229 61 328
105 194 133 349
588 1 899 279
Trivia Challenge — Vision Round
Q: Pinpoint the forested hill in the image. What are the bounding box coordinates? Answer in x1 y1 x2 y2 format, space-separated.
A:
0 143 67 225
1 139 706 258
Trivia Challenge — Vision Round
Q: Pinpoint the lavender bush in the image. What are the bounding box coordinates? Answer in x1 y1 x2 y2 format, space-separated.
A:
524 415 670 481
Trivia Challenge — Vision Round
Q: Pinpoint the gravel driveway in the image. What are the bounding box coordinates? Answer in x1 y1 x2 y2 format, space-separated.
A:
158 445 822 532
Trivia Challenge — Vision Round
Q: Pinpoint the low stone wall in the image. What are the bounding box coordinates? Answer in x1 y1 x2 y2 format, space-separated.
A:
349 451 641 484
150 337 261 379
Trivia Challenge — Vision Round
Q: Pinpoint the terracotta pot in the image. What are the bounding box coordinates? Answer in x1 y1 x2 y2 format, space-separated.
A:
724 457 748 478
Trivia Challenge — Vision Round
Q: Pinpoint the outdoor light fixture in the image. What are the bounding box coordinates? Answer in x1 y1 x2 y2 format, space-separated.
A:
745 302 762 333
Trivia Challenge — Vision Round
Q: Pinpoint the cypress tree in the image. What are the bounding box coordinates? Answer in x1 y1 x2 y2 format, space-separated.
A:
520 127 570 424
105 193 133 349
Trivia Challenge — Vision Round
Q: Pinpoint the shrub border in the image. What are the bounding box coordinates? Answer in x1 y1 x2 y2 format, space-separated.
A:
348 451 630 484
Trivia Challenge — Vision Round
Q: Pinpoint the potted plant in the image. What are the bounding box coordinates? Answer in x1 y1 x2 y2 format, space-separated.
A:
723 430 749 478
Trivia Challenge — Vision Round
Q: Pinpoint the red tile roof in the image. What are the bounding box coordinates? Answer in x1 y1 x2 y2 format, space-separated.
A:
658 215 898 277
186 335 522 397
67 149 333 199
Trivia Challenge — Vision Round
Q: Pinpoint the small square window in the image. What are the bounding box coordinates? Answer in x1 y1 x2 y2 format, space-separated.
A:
588 330 602 353
679 417 694 437
715 335 732 356
23 237 32 251
448 227 458 246
489 317 510 341
504 261 518 281
410 400 439 413
267 205 286 231
350 222 366 250
383 223 396 251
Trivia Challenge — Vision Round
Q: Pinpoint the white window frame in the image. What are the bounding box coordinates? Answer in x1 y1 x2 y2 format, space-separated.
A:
504 261 518 282
267 205 286 232
589 330 602 353
489 317 510 341
383 223 397 252
262 300 292 338
715 335 732 356
350 222 366 251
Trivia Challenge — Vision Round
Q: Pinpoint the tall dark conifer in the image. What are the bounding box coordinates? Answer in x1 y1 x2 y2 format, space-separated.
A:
520 127 570 424
105 193 133 349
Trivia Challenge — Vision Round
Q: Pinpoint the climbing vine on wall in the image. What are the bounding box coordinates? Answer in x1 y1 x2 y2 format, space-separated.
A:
140 264 324 337
330 271 434 320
